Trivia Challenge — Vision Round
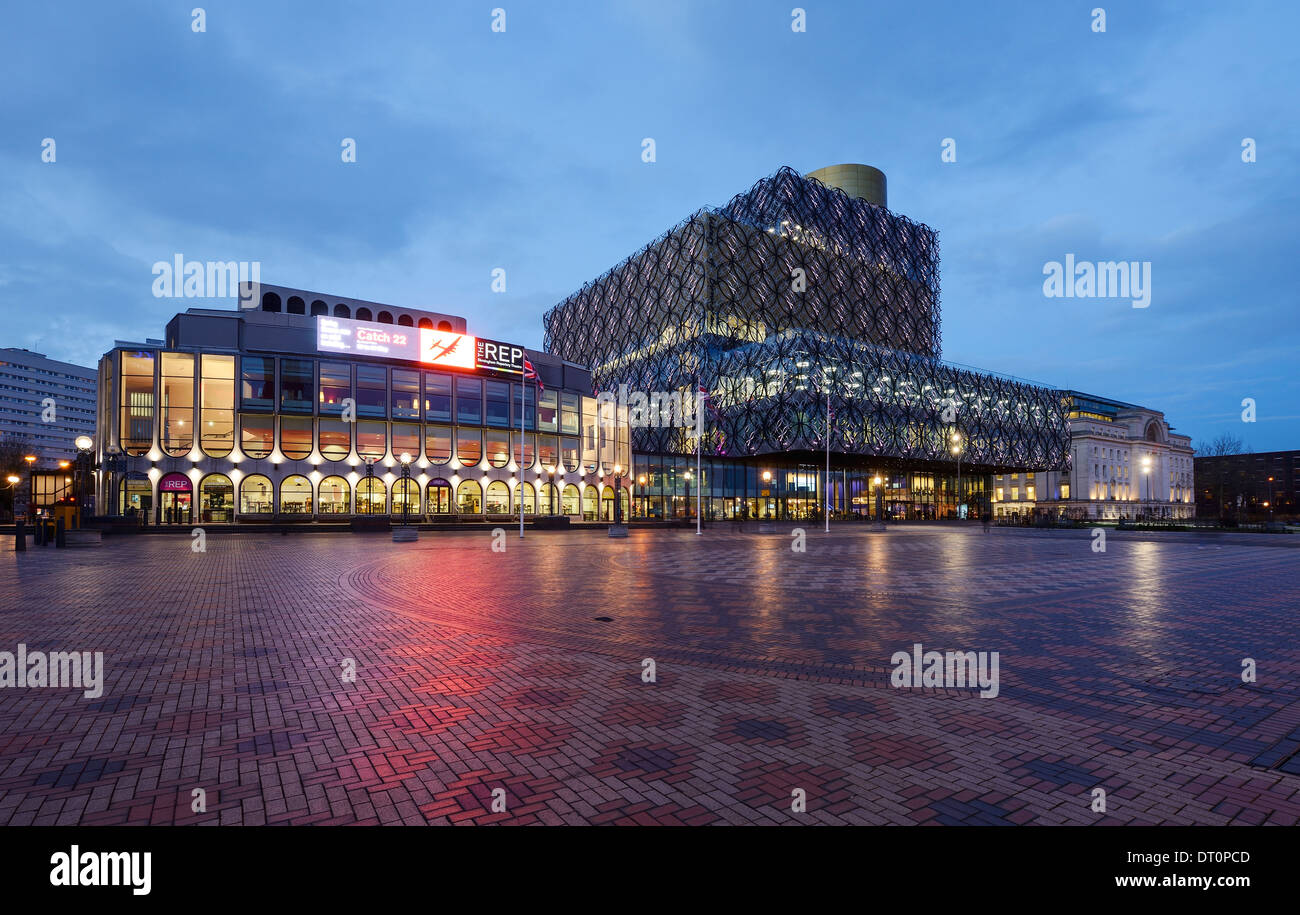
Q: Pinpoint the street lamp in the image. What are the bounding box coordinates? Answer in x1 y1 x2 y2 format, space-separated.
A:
1268 476 1274 521
75 435 93 521
873 474 885 529
22 455 36 521
683 469 692 523
1141 455 1152 519
951 432 964 519
637 474 646 520
761 470 771 520
612 464 623 525
548 466 557 515
399 452 412 527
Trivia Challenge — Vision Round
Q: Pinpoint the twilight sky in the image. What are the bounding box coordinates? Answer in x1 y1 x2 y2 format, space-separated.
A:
2 1 1296 450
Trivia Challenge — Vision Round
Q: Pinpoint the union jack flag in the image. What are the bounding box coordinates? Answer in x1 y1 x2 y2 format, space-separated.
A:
523 357 543 391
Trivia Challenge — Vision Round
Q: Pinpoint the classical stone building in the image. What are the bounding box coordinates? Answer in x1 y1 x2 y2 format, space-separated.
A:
991 392 1195 521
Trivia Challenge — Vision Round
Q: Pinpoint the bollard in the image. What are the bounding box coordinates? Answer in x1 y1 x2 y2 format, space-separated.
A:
14 518 25 552
34 518 44 547
55 517 66 548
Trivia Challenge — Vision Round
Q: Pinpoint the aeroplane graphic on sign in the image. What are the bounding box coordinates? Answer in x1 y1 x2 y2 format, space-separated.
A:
418 328 476 369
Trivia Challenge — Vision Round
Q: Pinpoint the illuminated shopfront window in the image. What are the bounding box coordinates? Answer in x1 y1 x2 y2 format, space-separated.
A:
456 377 482 425
485 480 510 514
280 358 314 413
601 486 615 520
513 433 535 469
423 372 452 422
485 380 511 428
457 428 482 466
456 479 482 514
200 354 235 457
317 475 350 514
159 352 194 457
562 484 580 515
391 369 420 419
538 389 558 432
241 355 274 411
240 474 274 514
560 393 580 435
357 421 387 461
356 365 386 417
240 414 274 459
356 477 386 514
280 475 312 514
561 437 580 472
512 481 536 515
582 486 598 520
392 478 419 516
319 419 350 461
391 423 419 461
539 482 557 515
426 478 452 513
486 433 510 468
119 472 151 515
538 435 558 470
425 425 452 464
199 473 232 522
120 351 155 455
319 362 350 412
280 416 313 460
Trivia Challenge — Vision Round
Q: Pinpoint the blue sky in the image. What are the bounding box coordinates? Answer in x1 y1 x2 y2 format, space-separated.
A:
2 0 1296 450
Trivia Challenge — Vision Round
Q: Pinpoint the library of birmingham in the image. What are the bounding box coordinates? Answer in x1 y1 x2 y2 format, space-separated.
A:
94 164 1193 525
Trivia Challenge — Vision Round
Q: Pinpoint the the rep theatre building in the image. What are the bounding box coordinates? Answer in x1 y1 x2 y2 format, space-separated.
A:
94 283 631 524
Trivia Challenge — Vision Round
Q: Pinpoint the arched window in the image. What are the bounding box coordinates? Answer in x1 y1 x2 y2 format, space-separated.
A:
310 300 328 316
333 304 350 318
562 484 580 515
601 485 615 521
436 321 452 331
280 475 312 514
356 476 386 514
425 425 452 464
392 477 420 516
457 428 482 466
539 482 557 515
486 433 510 468
513 481 536 515
287 296 306 315
318 475 350 514
119 472 151 516
377 311 393 324
485 480 511 514
356 307 373 322
240 474 274 514
582 487 598 520
199 473 233 522
261 292 282 312
397 314 413 326
456 479 482 514
418 318 433 330
426 478 452 514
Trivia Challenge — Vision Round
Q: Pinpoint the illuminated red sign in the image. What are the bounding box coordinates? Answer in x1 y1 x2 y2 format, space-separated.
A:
419 329 476 369
316 315 525 375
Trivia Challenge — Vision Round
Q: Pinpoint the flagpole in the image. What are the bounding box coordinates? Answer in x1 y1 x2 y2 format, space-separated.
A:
695 382 702 535
519 358 525 539
825 384 830 534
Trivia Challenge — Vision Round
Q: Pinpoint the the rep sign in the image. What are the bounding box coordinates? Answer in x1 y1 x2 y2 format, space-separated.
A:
316 316 524 375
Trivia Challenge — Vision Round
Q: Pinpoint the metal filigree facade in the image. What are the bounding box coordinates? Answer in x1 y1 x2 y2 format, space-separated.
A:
543 167 1069 472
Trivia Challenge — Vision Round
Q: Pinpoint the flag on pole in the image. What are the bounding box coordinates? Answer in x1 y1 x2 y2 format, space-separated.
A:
523 357 543 391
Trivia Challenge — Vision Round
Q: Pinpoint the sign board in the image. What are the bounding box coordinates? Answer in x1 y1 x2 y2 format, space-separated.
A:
315 316 525 375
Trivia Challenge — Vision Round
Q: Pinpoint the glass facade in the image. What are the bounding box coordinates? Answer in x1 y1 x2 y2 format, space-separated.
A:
98 345 626 522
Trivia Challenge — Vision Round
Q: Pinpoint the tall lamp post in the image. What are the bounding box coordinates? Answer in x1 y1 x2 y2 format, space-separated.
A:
872 474 885 531
1141 455 1152 521
23 454 36 521
548 466 557 515
951 432 964 520
637 474 646 520
683 470 692 523
399 452 412 527
75 434 94 522
1268 476 1274 521
612 464 623 524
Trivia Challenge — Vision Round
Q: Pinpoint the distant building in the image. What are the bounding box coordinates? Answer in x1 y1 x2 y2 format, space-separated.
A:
0 348 97 465
991 392 1195 521
1195 450 1299 521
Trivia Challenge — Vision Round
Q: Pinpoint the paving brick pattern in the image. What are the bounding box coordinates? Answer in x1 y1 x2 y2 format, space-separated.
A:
0 527 1298 825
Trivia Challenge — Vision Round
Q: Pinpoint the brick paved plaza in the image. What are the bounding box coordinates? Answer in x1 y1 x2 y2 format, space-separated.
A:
1 526 1298 826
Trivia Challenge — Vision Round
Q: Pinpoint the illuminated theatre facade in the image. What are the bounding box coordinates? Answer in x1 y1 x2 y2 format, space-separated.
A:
94 284 632 524
544 165 1071 520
